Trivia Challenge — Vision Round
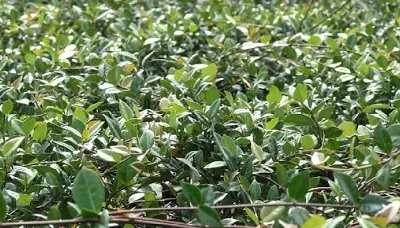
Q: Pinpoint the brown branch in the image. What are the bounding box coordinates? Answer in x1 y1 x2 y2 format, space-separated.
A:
0 215 256 228
109 201 357 216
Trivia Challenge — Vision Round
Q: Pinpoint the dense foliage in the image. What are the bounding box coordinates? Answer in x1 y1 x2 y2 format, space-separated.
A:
1 0 400 227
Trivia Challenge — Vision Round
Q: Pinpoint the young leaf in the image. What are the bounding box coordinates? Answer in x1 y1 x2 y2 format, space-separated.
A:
244 208 260 225
2 136 24 156
72 167 105 214
267 85 282 104
302 215 327 228
334 172 360 204
260 203 285 222
21 117 36 136
1 99 13 114
251 141 263 162
293 84 308 103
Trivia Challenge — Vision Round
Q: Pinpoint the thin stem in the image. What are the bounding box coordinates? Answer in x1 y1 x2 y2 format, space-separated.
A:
297 0 315 33
303 0 352 33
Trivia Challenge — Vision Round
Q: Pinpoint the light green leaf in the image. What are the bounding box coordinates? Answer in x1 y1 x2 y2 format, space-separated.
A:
267 85 282 104
22 117 36 136
301 135 316 150
204 161 226 169
294 84 308 103
302 215 327 228
260 203 285 222
201 63 218 81
251 141 263 162
2 136 24 156
1 100 13 114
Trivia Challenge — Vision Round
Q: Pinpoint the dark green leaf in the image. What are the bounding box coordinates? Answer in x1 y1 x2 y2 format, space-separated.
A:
334 172 360 204
373 123 393 154
181 182 203 206
72 167 105 214
288 171 310 201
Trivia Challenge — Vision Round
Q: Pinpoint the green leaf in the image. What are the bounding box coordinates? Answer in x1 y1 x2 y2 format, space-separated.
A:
267 85 282 104
107 66 123 84
22 117 36 136
300 135 316 150
196 205 223 227
181 182 203 206
324 127 343 138
221 135 238 156
265 118 279 130
317 106 335 120
244 208 259 225
373 123 393 154
103 115 122 139
294 84 308 103
375 165 391 190
288 171 310 201
260 203 285 222
119 100 134 120
321 216 345 228
204 161 226 169
2 136 24 156
388 123 400 147
357 217 379 228
72 167 105 214
334 172 360 204
289 207 310 226
284 114 315 127
284 46 297 60
0 191 7 221
275 163 289 186
249 180 261 201
206 99 220 118
308 35 322 45
251 141 263 162
302 215 327 228
33 122 47 142
139 130 155 151
1 99 13 114
268 136 278 161
201 63 218 81
359 194 388 214
73 107 88 124
337 121 355 140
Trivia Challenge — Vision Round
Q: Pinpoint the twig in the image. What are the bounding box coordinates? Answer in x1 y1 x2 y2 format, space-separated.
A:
303 0 352 33
0 215 256 228
297 0 315 32
109 201 357 215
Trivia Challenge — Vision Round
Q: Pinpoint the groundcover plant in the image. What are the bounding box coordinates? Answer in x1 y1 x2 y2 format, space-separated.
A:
1 0 400 227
